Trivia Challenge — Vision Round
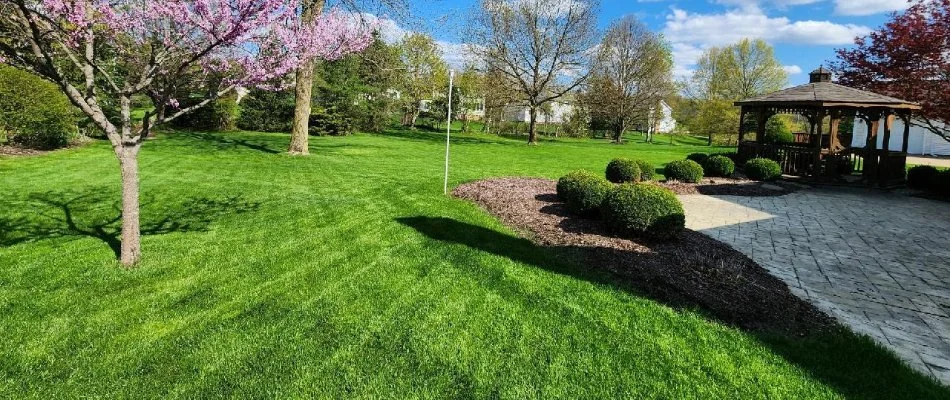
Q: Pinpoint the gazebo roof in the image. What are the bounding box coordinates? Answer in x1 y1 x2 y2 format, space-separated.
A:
735 68 921 110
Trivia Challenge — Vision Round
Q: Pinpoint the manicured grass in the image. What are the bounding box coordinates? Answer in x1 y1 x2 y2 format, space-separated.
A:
0 129 947 398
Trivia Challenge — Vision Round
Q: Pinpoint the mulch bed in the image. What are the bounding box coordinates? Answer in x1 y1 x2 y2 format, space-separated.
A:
453 177 834 336
657 177 801 196
0 145 49 157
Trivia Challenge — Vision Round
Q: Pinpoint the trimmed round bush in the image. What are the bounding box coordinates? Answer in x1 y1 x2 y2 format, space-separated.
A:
635 159 655 181
908 165 939 190
745 158 783 181
0 65 78 149
605 158 642 183
686 153 709 165
929 169 950 198
665 160 704 183
703 155 735 178
602 184 685 241
557 170 613 216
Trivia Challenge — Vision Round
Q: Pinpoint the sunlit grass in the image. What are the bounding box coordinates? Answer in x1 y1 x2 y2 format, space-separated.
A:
0 128 946 398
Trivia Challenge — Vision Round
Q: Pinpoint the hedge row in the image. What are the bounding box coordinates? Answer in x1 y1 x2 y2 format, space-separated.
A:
908 165 950 198
557 158 685 241
0 66 79 150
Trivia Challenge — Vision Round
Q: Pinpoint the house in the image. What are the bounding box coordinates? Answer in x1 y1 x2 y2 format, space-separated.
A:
650 101 676 134
852 117 950 156
502 101 574 124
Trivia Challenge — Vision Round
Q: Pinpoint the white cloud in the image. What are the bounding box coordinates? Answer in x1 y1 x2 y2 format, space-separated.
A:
834 0 909 16
663 7 870 80
783 65 803 74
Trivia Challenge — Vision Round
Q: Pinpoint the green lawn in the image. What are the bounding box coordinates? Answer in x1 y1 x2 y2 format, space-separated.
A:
0 128 947 398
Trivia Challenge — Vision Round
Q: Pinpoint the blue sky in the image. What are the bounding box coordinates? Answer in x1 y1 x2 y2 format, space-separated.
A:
373 0 907 85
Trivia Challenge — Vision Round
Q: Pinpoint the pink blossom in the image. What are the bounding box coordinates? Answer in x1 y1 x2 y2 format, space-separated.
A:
34 0 374 89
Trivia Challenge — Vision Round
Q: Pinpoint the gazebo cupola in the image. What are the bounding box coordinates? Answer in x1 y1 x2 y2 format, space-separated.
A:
734 66 922 186
809 67 832 83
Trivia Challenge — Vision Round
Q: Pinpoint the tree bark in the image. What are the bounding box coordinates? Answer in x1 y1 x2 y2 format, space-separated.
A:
288 0 325 155
118 148 141 266
528 106 539 144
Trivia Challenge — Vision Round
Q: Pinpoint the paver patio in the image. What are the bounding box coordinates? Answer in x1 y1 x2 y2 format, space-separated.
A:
680 188 950 384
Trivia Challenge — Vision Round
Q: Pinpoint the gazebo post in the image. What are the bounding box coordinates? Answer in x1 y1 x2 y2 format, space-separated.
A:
900 112 911 153
863 110 882 183
828 110 841 152
755 107 768 143
738 107 747 143
812 109 825 177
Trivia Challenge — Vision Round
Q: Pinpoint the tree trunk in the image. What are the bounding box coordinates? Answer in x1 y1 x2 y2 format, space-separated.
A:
118 148 141 266
528 106 538 144
288 0 325 155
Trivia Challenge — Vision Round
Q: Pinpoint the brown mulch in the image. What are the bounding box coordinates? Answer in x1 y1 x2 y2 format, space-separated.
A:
657 177 800 196
0 145 49 157
453 177 834 336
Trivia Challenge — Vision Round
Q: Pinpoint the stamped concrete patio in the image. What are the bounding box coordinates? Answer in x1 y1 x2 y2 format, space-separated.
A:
680 188 950 385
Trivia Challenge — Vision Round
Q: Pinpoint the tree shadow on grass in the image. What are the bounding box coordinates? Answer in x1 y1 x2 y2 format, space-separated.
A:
396 216 950 400
0 189 260 258
175 131 281 154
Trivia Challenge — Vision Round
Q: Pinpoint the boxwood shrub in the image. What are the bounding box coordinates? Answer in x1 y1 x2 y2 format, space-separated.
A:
602 184 685 241
908 165 939 190
703 155 735 178
0 65 78 149
665 160 704 183
930 169 950 198
605 158 642 183
686 153 709 165
557 170 613 217
635 159 655 181
745 158 783 181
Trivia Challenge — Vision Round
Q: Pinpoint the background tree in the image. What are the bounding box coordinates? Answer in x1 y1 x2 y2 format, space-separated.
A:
0 0 371 265
833 0 950 142
684 39 787 145
469 0 599 144
397 33 448 128
583 16 673 143
454 66 484 133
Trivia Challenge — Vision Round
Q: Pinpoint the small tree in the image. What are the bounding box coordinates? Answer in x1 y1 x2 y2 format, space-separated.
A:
0 0 371 266
684 39 787 145
397 33 448 128
584 16 673 143
834 0 950 143
469 0 599 144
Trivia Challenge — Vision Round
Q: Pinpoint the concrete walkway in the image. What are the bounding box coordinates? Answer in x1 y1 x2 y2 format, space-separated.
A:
680 188 950 384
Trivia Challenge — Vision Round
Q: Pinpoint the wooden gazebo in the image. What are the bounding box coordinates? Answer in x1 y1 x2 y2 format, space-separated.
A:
734 67 922 186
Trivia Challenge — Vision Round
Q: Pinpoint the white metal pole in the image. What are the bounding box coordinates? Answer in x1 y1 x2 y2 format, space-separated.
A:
444 69 455 194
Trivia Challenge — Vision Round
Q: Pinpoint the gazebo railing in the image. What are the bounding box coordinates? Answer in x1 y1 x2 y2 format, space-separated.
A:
737 141 816 176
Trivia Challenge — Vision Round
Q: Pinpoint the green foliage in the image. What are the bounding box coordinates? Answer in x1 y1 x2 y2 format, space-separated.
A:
602 183 685 240
665 160 705 183
556 170 613 217
908 165 939 190
762 117 795 144
686 153 709 164
703 155 735 177
0 65 78 149
605 158 642 183
745 158 783 181
308 106 353 136
172 95 239 132
237 88 296 132
635 159 655 181
929 169 950 198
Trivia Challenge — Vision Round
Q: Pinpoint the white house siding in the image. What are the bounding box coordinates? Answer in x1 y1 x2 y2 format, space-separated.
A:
502 102 574 124
653 101 676 134
852 118 950 156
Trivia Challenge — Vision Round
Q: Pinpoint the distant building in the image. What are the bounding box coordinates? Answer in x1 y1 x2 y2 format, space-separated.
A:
650 101 676 134
852 117 950 156
502 101 574 124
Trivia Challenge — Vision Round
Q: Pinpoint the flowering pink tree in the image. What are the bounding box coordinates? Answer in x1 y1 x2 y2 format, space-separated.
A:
0 0 372 265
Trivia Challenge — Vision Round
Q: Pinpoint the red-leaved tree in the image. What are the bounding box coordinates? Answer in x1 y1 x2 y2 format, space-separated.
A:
0 0 372 265
833 0 950 142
